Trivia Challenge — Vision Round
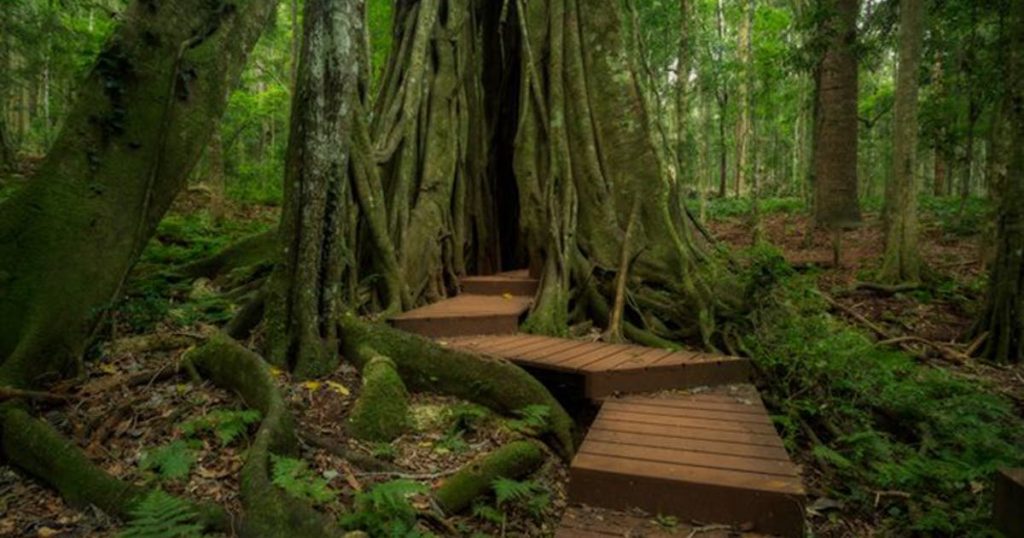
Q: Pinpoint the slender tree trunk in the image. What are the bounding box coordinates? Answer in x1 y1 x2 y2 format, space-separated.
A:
734 0 753 198
264 0 362 379
974 0 1024 363
880 0 924 283
812 0 861 228
716 0 729 198
675 0 691 185
0 0 277 386
208 126 227 225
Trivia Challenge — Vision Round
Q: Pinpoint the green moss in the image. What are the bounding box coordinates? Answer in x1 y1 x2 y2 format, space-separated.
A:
348 355 410 442
339 315 576 460
0 403 227 530
434 440 546 514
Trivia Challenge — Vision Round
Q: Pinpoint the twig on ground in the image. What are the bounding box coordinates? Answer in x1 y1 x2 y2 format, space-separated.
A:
0 386 72 402
686 524 733 537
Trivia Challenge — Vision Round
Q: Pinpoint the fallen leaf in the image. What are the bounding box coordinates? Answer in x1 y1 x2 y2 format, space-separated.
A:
326 381 350 396
302 381 322 392
37 527 60 537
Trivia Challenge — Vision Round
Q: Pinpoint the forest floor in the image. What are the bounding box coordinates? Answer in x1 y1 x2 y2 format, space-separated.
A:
705 200 1023 408
2 185 1022 537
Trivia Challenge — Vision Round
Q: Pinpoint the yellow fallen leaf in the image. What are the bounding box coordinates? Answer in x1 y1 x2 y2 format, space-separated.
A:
269 367 283 377
326 380 350 396
37 527 60 537
502 292 513 299
302 380 322 391
99 363 118 375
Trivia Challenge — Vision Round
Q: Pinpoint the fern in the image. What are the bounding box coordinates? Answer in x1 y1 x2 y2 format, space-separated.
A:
505 405 550 436
270 455 337 504
470 501 504 525
179 409 261 445
140 440 198 481
119 490 204 538
491 478 550 520
340 479 429 537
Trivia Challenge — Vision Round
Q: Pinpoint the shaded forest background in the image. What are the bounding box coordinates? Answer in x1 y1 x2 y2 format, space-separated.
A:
1 0 1022 537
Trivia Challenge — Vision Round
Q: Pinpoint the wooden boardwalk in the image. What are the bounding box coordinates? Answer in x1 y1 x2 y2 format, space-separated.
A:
443 334 749 399
390 270 806 536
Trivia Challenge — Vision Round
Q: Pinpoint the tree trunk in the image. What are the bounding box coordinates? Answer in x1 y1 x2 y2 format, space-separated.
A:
812 0 861 229
264 0 362 379
366 0 736 345
880 0 924 283
208 126 227 224
715 0 729 199
675 0 691 186
974 0 1024 364
734 0 753 198
0 0 277 387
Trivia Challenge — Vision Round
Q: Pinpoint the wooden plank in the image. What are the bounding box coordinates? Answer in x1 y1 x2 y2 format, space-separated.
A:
562 344 637 371
592 417 785 448
606 401 773 425
587 360 751 398
579 440 799 477
612 395 767 416
607 348 678 370
585 427 791 461
570 456 805 537
582 345 665 371
994 468 1024 538
596 409 776 435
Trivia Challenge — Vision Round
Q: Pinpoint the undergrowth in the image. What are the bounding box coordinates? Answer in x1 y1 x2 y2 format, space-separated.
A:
738 245 1024 535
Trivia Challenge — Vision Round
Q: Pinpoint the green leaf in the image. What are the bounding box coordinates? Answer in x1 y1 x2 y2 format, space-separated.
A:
140 440 197 481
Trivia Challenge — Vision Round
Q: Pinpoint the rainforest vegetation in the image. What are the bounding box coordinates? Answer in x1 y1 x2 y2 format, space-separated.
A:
1 0 1022 536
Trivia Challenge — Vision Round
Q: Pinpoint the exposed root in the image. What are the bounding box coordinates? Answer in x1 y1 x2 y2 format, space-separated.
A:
434 439 546 514
338 314 576 460
171 230 276 282
184 335 342 537
0 402 229 531
347 353 410 442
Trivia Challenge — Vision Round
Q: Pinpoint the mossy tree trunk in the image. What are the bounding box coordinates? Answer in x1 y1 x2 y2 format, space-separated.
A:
811 0 861 229
264 0 362 379
366 0 738 345
0 0 277 387
973 0 1024 364
880 0 924 284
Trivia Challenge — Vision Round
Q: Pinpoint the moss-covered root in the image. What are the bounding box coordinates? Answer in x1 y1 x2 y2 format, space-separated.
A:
348 354 410 442
184 335 341 538
0 403 228 530
435 440 547 514
338 315 576 460
171 230 277 282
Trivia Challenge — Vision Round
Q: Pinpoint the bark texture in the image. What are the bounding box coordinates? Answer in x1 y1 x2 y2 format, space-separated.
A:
812 0 861 229
973 0 1024 364
264 0 362 379
0 0 277 386
880 0 924 283
364 0 736 344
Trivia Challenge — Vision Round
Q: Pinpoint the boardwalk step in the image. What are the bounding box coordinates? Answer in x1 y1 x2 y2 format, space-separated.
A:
390 294 532 337
443 334 749 399
568 386 806 537
460 274 539 296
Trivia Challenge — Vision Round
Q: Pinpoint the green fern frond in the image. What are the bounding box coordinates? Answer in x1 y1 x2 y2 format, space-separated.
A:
140 440 197 481
270 454 337 504
179 409 261 445
119 490 204 538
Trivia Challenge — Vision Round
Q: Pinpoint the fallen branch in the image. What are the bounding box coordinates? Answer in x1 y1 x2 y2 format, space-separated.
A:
0 386 71 402
818 291 970 364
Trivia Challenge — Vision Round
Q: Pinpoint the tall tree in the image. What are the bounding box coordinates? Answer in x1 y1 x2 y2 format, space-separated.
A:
880 0 924 283
0 0 277 386
264 0 362 379
811 0 861 228
676 0 692 185
973 0 1024 364
735 0 754 197
715 0 729 198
